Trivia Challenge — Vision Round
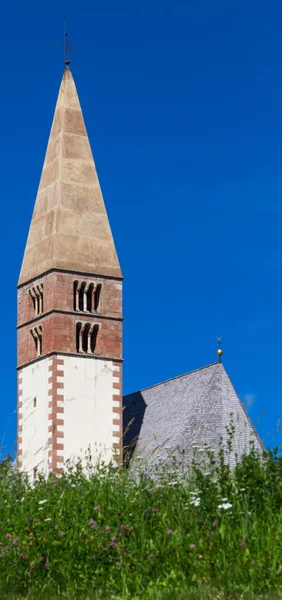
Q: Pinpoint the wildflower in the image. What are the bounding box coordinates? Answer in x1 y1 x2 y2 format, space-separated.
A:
120 524 126 530
151 508 158 513
59 531 65 536
5 533 11 539
44 562 49 568
118 533 122 537
105 526 111 531
212 520 217 527
94 505 100 511
38 499 48 505
22 553 28 559
111 536 117 542
190 544 195 550
91 524 97 530
102 546 107 551
39 556 44 561
143 471 149 477
44 518 51 522
167 529 173 535
217 503 232 510
110 541 116 548
241 541 247 547
199 539 203 544
120 546 124 552
190 498 200 507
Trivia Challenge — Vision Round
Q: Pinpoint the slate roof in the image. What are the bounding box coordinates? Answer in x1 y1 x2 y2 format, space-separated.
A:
123 362 263 469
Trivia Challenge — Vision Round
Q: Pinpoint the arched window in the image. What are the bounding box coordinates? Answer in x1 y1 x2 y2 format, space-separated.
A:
74 281 102 313
76 321 100 354
29 283 43 316
30 325 42 357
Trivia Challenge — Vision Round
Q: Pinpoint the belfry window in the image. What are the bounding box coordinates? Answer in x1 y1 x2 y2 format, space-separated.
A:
29 284 43 316
30 325 42 357
74 281 102 313
76 322 100 354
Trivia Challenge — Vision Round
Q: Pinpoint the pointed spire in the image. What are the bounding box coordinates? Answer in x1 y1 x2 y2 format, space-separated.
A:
18 69 122 285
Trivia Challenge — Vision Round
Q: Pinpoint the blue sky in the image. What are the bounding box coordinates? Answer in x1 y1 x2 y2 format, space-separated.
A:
1 0 282 456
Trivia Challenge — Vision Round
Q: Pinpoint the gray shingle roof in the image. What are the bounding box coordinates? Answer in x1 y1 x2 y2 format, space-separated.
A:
123 362 263 469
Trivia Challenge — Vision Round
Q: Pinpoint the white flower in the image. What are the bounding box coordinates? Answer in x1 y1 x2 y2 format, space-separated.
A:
240 488 246 492
221 498 228 502
190 498 200 507
45 517 51 522
38 499 48 505
217 502 232 510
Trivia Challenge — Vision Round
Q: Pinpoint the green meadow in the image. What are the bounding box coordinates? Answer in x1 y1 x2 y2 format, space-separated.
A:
1 439 282 600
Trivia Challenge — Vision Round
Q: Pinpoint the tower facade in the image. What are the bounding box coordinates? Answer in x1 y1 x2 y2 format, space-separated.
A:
17 68 123 478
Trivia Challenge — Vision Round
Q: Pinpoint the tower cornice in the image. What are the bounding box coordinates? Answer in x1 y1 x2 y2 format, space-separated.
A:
17 308 124 330
17 266 123 291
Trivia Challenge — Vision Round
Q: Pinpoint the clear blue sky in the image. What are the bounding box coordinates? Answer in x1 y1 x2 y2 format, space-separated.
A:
1 0 282 456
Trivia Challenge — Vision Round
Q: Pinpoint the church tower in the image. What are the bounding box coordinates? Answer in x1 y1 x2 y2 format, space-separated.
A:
17 66 123 478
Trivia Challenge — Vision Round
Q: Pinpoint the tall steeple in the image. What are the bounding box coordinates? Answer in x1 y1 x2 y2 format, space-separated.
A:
17 68 123 479
19 68 121 285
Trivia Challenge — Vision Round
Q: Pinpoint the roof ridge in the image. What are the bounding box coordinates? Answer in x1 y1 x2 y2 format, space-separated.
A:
123 361 219 397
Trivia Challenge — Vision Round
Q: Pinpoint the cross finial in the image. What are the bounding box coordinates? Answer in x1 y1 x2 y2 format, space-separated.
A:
59 19 75 69
216 337 223 362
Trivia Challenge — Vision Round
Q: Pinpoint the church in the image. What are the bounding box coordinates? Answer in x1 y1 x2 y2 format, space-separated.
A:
17 63 263 480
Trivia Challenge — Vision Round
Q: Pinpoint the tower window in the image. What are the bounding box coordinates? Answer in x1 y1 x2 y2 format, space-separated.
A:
29 283 43 316
74 281 102 313
30 325 42 357
33 397 37 408
94 284 102 312
76 321 100 354
33 467 38 481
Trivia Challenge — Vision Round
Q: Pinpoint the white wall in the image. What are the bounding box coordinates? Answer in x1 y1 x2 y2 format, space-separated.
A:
19 358 50 479
62 356 115 467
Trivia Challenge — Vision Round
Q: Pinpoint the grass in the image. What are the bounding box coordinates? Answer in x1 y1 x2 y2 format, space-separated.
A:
1 435 282 599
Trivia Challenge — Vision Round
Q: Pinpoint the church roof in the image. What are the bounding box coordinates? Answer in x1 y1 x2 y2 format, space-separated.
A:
123 362 263 468
18 68 121 286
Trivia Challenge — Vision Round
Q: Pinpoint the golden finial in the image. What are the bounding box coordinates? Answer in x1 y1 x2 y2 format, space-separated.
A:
216 337 223 362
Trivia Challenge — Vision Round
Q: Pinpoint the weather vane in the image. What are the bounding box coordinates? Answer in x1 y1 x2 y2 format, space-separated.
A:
59 19 75 68
216 337 223 362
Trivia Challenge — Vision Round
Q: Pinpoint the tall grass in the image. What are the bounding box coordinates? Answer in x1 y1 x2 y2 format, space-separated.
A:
1 439 282 599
